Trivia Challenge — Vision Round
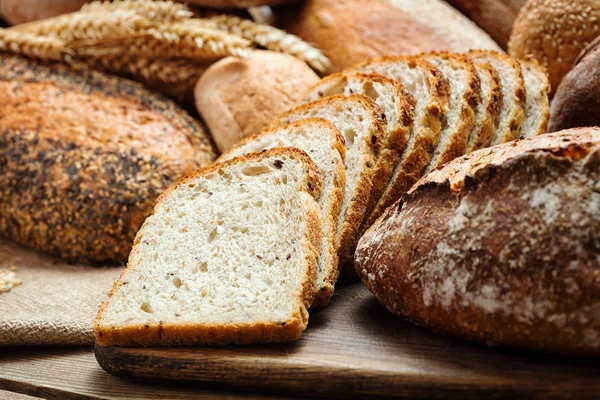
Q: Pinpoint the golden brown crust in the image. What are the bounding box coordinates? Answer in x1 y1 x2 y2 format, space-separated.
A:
468 50 526 144
356 56 450 239
356 128 600 356
508 0 600 95
95 148 323 347
467 62 503 152
216 118 346 307
0 54 216 265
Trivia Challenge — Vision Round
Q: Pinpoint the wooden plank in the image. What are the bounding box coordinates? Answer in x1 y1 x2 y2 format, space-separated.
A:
96 284 600 399
0 347 310 400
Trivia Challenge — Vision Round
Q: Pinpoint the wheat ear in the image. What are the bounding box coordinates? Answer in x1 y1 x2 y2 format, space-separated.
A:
0 29 69 60
81 0 193 22
210 14 332 74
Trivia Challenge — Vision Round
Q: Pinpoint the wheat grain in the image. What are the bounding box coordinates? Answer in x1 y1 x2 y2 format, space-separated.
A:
0 29 69 60
23 9 152 41
210 14 332 74
81 0 193 22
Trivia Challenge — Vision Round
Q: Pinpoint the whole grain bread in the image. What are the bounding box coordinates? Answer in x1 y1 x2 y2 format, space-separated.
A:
0 54 216 265
356 128 600 356
467 62 503 152
95 148 322 347
267 94 386 271
519 58 550 138
218 118 346 307
355 56 450 234
303 72 416 225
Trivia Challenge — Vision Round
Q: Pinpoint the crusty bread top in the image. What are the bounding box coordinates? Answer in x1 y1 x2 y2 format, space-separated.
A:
413 128 600 192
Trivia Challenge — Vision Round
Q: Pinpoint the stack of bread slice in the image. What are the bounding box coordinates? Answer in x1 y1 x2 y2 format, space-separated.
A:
95 50 551 347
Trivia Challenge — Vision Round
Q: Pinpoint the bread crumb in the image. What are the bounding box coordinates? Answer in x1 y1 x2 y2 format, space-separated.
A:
0 268 22 294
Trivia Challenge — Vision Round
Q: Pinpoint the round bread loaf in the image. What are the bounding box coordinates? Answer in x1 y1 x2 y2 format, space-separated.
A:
0 54 216 265
548 36 600 132
355 128 600 356
508 0 600 95
195 50 319 153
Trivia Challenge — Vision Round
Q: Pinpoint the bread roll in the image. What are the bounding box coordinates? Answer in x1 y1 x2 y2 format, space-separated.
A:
194 50 319 153
356 128 600 356
278 0 501 72
548 36 600 132
508 0 600 95
0 55 216 265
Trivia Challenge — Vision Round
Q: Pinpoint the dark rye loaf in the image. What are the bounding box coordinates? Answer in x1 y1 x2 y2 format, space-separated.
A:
0 54 216 265
355 128 600 356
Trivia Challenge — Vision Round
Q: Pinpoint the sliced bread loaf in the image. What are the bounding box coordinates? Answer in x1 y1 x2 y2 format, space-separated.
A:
519 58 550 138
95 148 323 347
267 95 386 269
420 52 479 173
467 62 503 152
354 56 450 231
218 119 346 307
303 72 416 223
468 50 526 145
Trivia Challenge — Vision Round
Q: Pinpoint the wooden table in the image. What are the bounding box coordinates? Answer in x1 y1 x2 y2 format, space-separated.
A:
0 347 313 399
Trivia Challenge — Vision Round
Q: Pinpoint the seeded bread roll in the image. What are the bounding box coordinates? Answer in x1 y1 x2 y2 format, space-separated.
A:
356 128 600 356
0 54 216 265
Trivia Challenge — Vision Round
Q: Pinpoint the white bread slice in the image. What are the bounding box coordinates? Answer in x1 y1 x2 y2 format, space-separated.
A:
467 62 503 152
218 119 346 307
468 50 526 145
420 52 478 173
95 148 323 347
519 58 550 138
354 56 450 232
266 95 386 269
303 72 416 222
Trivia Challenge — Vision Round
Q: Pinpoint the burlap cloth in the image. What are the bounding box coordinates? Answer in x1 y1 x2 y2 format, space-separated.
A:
0 238 122 346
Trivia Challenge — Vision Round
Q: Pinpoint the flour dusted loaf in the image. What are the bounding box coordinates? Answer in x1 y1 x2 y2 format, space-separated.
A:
219 119 346 307
356 128 600 356
0 54 216 264
95 148 322 346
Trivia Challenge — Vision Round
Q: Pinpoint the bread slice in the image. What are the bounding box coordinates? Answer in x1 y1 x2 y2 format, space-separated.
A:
519 58 551 138
467 62 503 152
420 52 478 173
267 95 386 269
355 56 450 231
468 50 526 145
303 71 416 222
95 148 323 347
218 119 346 307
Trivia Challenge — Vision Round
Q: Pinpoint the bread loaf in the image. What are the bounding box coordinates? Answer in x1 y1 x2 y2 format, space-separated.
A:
195 50 319 153
356 128 600 356
0 54 216 264
278 0 501 72
519 58 550 138
466 62 502 152
218 119 346 307
96 148 322 346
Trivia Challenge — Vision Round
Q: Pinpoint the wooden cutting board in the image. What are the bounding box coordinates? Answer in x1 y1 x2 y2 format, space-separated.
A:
95 284 600 399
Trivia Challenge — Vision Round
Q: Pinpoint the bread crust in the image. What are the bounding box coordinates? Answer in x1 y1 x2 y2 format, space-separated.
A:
95 148 323 347
356 56 450 237
468 50 526 145
217 118 347 307
266 94 386 274
467 62 503 152
356 128 600 356
0 54 216 265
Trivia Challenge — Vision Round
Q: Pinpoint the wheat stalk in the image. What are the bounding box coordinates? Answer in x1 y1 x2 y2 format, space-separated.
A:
211 14 332 74
23 9 152 41
82 54 206 84
0 29 70 60
81 0 193 22
69 22 252 61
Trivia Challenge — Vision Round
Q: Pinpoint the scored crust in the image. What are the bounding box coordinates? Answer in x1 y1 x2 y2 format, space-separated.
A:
468 50 526 145
355 55 450 238
356 128 600 356
266 94 386 272
95 148 323 347
218 118 347 307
